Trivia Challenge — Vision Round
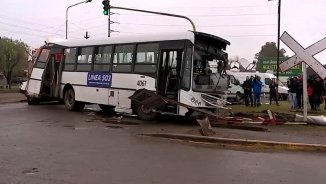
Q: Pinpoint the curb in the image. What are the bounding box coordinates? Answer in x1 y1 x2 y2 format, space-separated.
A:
140 133 326 152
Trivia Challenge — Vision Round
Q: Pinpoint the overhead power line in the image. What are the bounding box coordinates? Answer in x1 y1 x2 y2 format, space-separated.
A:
0 14 65 33
0 21 63 37
118 22 276 28
116 12 277 17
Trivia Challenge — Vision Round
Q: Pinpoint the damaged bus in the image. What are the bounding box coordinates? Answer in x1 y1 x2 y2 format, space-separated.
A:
26 31 230 120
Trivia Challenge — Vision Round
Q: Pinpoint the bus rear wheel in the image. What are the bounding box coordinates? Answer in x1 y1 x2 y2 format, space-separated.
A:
64 88 85 111
133 102 158 121
27 96 39 105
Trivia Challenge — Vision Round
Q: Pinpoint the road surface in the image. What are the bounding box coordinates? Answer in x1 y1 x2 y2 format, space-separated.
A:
0 103 325 184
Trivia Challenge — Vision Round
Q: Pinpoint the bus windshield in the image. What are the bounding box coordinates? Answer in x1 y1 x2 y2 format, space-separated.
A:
192 47 228 93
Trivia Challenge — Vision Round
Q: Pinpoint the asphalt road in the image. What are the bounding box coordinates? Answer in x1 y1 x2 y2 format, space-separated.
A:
1 103 326 184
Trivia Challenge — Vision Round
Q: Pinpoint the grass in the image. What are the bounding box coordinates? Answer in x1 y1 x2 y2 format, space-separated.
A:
0 85 20 93
230 100 326 116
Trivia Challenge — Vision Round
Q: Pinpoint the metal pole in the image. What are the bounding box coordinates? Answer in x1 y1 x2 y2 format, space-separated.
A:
302 62 307 121
110 6 196 32
276 0 281 91
108 13 111 37
65 1 88 40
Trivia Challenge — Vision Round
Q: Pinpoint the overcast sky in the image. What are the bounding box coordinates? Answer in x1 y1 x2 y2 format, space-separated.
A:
1 0 326 65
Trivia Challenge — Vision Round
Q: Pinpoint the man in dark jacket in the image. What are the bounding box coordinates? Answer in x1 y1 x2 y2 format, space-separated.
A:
312 77 325 111
242 76 253 106
287 77 297 110
269 78 279 105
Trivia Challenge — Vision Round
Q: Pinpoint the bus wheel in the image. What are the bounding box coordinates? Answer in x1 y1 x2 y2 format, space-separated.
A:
133 102 158 121
27 96 39 105
99 104 115 114
64 88 85 111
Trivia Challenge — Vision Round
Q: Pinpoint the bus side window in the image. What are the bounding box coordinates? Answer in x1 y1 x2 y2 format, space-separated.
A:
76 47 93 71
35 49 50 68
63 48 76 71
94 46 112 71
112 44 134 72
134 43 159 74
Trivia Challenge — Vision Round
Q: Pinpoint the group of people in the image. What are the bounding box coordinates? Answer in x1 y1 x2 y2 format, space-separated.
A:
288 74 326 111
242 75 279 107
242 73 326 111
242 76 278 107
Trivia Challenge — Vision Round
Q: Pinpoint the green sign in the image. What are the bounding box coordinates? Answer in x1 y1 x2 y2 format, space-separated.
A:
258 57 302 77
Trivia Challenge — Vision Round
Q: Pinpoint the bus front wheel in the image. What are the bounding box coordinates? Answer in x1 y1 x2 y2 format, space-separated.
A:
64 88 85 111
133 102 158 121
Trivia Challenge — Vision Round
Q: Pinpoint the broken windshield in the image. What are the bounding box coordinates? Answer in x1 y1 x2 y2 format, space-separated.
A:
192 47 228 93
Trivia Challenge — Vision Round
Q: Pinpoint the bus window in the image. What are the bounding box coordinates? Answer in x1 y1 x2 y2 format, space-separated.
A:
35 49 50 68
181 46 192 90
94 46 112 71
76 47 93 71
134 43 159 73
63 48 76 71
113 44 134 72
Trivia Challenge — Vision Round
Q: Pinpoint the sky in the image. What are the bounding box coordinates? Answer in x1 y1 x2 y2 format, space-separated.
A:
1 0 326 66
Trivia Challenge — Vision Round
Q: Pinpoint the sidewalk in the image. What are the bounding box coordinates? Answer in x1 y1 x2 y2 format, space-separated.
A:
0 92 26 104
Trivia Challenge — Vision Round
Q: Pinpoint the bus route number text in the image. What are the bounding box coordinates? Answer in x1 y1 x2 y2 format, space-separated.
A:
87 72 112 88
137 80 147 87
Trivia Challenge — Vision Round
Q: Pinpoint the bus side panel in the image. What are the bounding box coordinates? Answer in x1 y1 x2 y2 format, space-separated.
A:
27 68 44 96
30 68 44 79
117 90 133 108
61 72 87 86
27 79 42 96
73 86 109 105
111 73 156 91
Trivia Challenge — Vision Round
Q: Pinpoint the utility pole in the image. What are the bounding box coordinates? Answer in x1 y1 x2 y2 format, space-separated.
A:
108 10 111 37
276 0 282 86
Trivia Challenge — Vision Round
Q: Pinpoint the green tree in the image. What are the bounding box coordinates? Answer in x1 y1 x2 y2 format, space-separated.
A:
255 42 286 72
0 37 30 88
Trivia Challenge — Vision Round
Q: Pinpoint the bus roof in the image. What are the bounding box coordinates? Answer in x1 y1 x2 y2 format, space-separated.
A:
49 31 230 48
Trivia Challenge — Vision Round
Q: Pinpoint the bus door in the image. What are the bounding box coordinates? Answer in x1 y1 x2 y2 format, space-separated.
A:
157 49 183 112
40 49 62 97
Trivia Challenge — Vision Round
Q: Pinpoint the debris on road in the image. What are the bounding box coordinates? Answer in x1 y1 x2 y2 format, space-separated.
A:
295 114 326 126
22 168 39 175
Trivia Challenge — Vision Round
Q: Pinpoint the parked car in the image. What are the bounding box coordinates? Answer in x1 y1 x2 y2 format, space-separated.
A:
20 81 27 94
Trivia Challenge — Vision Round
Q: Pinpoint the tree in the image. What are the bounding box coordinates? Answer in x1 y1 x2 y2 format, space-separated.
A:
255 42 286 72
0 37 29 88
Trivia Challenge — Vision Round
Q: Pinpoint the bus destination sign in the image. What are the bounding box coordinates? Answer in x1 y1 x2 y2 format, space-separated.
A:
87 72 112 88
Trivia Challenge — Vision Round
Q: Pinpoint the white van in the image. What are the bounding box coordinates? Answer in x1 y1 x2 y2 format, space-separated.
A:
228 71 289 100
207 61 243 102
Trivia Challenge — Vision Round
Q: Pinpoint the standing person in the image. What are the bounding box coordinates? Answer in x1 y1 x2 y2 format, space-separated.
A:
287 77 297 110
252 76 263 107
307 79 315 110
296 74 303 109
269 78 279 105
242 76 253 107
313 77 325 111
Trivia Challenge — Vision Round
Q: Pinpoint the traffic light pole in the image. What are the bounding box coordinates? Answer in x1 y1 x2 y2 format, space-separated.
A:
109 6 196 32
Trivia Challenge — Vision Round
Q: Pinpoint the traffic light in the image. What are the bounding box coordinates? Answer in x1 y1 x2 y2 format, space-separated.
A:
102 0 110 15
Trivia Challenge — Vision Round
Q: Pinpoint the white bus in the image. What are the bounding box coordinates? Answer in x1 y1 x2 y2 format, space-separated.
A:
26 31 230 120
